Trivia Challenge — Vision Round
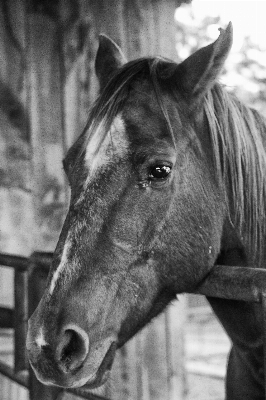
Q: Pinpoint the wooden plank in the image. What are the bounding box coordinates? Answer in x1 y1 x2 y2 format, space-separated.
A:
111 336 139 400
88 0 178 60
0 253 29 271
261 294 266 400
22 255 266 305
59 6 96 149
26 10 68 252
14 270 28 373
141 312 169 400
0 307 13 328
194 265 266 302
165 297 187 400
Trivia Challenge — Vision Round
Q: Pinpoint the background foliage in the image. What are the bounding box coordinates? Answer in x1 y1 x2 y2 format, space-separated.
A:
175 9 266 116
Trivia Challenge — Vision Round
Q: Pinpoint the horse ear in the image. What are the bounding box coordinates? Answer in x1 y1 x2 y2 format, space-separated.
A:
178 22 233 103
95 34 127 92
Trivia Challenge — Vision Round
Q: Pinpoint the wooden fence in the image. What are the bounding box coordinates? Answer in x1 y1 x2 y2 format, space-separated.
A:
1 252 266 399
0 252 186 400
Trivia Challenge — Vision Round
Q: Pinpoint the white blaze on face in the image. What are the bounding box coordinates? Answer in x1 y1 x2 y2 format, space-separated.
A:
35 327 48 348
49 117 127 296
85 115 127 181
49 239 71 295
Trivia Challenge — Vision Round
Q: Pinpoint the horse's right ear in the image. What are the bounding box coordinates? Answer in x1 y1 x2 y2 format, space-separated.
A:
95 34 127 92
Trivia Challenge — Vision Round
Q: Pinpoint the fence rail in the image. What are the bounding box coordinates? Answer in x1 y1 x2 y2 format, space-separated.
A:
1 252 266 399
195 265 266 302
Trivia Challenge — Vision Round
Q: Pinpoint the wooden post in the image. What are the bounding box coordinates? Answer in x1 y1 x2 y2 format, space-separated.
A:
25 3 68 253
0 306 13 328
257 293 266 400
14 269 28 373
165 297 187 400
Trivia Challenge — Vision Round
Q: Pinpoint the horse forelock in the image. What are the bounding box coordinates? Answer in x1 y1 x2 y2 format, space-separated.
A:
73 57 178 173
204 84 266 261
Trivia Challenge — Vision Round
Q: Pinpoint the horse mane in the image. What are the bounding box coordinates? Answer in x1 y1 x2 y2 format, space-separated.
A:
78 57 176 162
204 84 266 262
80 56 266 262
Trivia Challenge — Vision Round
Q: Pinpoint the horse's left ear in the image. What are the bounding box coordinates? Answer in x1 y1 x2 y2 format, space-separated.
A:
95 34 127 92
178 22 233 104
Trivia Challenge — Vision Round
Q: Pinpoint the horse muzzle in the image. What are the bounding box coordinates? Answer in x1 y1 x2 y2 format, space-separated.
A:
26 320 117 388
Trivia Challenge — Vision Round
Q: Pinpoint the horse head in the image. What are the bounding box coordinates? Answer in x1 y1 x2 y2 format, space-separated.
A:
27 24 233 388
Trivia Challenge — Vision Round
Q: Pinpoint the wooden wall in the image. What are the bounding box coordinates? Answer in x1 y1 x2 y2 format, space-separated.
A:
0 0 187 257
0 1 187 398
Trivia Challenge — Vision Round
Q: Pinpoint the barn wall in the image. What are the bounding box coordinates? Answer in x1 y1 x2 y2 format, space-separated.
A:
0 1 187 398
0 0 182 256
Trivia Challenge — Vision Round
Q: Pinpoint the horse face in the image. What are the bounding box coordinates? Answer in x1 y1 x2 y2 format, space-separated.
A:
27 30 231 388
26 86 179 388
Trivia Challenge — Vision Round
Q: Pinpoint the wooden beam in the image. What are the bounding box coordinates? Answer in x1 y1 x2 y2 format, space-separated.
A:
0 306 13 328
88 0 178 61
14 269 28 373
194 265 266 303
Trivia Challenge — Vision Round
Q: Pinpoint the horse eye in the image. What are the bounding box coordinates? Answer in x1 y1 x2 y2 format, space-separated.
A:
149 165 171 180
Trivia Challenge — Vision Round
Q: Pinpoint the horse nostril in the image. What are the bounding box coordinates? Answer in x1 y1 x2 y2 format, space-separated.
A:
56 325 89 373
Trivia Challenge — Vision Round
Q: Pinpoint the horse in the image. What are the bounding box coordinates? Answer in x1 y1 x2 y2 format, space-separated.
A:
27 23 266 399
